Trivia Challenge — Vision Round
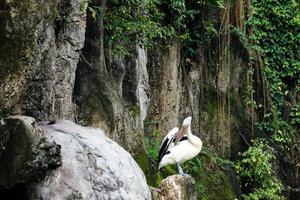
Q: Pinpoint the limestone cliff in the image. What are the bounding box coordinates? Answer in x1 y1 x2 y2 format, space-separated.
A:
0 0 297 199
0 0 86 121
0 0 252 156
0 0 255 199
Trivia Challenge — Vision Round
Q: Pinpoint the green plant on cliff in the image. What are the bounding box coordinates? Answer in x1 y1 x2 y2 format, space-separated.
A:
245 0 300 183
143 128 161 161
235 140 285 200
105 0 171 56
104 0 210 56
184 148 236 200
247 0 299 108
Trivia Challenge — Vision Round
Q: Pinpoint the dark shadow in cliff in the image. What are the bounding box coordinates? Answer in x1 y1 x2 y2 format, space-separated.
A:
73 0 114 132
0 183 28 200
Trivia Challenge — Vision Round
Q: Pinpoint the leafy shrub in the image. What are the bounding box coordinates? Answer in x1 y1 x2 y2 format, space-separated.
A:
235 140 285 200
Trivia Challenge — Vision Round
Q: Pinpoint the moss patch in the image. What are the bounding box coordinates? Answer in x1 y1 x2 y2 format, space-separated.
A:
183 148 240 200
0 11 22 80
133 146 162 187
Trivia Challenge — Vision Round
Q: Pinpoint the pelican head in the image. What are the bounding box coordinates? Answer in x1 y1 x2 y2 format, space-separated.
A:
182 116 192 127
176 116 192 143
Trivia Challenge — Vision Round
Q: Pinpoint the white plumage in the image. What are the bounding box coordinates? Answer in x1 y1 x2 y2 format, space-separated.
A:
157 116 202 175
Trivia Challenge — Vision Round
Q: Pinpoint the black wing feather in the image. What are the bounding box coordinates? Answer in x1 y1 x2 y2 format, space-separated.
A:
157 137 171 168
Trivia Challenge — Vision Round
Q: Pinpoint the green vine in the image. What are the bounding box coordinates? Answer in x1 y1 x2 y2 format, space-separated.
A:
248 0 299 168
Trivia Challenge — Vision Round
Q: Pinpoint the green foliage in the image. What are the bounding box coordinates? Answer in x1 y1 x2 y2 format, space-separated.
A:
247 0 300 107
248 0 300 109
290 104 300 127
160 0 198 33
104 0 225 57
105 0 173 56
237 0 300 184
79 0 89 11
142 118 161 163
181 0 225 59
184 148 237 200
235 140 285 200
143 129 161 161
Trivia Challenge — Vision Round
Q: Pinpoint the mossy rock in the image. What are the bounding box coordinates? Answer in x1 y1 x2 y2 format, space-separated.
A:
0 0 45 80
0 11 22 81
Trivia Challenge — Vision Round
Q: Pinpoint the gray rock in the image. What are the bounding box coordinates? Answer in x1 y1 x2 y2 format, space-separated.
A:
21 0 87 121
136 45 150 129
0 116 61 190
0 0 87 121
147 41 182 135
150 175 197 200
27 120 151 200
74 18 146 153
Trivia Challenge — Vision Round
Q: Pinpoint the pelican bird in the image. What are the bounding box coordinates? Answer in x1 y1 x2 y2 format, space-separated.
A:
157 116 202 175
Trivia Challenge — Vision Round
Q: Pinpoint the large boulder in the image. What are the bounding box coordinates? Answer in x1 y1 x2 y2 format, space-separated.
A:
27 120 151 200
151 175 198 200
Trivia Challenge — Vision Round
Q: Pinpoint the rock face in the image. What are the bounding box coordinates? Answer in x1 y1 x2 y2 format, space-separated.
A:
0 0 253 160
146 40 252 158
27 120 151 200
0 116 61 190
151 175 197 200
147 41 182 135
74 4 148 153
0 0 270 198
0 0 87 120
136 45 150 129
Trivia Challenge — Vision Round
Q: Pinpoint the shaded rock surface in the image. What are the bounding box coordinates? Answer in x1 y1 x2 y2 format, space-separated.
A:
0 116 61 190
151 175 197 200
0 0 87 120
26 120 151 200
74 7 148 153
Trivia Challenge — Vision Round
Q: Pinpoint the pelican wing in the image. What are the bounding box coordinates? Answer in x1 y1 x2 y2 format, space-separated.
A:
157 127 179 167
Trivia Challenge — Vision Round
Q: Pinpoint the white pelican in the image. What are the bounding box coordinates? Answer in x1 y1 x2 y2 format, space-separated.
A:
157 116 202 175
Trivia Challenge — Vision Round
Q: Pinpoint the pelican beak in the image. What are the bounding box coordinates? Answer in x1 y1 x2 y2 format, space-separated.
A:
176 127 186 143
